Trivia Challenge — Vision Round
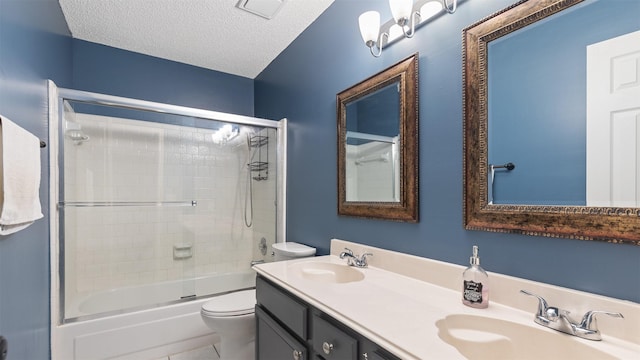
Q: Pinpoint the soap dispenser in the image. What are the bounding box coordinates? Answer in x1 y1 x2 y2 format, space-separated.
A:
462 245 489 308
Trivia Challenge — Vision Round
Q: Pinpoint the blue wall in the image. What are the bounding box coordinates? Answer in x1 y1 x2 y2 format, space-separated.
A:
72 40 254 116
0 0 72 359
488 0 640 205
255 0 640 302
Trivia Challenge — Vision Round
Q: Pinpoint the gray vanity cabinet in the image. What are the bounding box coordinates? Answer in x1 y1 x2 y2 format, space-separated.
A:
255 275 399 360
311 314 357 358
256 306 307 360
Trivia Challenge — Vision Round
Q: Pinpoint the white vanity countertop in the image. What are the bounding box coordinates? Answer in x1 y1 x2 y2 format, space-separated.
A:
253 239 640 360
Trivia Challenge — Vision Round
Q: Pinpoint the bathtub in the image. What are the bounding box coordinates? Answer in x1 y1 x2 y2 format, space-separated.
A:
53 271 256 360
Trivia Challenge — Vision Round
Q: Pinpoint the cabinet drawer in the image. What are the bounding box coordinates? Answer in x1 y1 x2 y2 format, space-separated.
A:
256 306 308 360
312 314 357 359
256 276 308 339
361 338 401 360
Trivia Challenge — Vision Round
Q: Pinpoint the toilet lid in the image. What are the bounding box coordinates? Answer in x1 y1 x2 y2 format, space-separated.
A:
202 289 256 317
272 242 316 257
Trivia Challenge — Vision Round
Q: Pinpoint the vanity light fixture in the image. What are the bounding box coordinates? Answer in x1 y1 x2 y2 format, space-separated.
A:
359 0 457 57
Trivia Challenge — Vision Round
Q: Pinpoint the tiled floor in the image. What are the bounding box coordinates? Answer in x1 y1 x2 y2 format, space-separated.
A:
158 345 220 360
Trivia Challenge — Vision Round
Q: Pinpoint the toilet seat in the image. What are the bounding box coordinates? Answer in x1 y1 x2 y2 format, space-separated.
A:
201 289 256 317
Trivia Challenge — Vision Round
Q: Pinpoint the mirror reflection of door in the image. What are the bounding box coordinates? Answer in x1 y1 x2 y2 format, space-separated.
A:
487 0 639 206
345 82 401 202
587 30 640 207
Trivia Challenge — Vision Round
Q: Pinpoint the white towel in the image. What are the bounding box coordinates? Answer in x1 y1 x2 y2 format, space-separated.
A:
0 115 43 235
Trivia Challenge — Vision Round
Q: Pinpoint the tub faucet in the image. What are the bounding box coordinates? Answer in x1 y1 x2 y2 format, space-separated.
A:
520 290 624 341
339 248 373 268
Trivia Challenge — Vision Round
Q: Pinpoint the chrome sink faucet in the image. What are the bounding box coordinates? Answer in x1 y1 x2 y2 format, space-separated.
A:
520 290 624 341
339 248 373 268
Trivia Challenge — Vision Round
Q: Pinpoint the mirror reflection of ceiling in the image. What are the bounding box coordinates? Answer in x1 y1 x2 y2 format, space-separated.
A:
487 0 640 207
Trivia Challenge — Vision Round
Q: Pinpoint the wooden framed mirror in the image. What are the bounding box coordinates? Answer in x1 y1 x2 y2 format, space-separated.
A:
463 0 640 244
337 53 419 222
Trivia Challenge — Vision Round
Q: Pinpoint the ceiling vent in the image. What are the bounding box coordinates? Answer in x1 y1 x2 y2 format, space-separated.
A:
236 0 286 20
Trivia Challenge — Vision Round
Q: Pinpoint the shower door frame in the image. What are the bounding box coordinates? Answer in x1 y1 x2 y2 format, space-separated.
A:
47 80 287 327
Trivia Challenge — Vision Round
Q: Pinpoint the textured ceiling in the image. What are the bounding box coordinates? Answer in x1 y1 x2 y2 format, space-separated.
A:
59 0 335 79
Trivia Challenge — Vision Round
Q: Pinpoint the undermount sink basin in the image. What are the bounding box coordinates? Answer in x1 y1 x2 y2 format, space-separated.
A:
436 314 616 360
288 261 365 284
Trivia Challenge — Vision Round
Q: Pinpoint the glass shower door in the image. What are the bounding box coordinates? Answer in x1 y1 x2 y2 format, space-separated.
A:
55 90 285 323
60 101 201 320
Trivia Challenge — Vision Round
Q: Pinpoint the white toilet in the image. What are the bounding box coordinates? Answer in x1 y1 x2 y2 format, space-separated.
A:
200 242 315 360
201 289 256 360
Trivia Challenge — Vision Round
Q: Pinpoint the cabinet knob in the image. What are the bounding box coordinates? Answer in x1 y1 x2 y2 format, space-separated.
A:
292 349 303 360
322 341 334 355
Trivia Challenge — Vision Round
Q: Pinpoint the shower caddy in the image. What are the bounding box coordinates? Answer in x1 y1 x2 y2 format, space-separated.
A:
249 134 269 181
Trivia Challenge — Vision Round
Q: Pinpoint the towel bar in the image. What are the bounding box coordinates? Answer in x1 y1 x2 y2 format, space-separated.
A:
58 200 197 208
490 162 515 171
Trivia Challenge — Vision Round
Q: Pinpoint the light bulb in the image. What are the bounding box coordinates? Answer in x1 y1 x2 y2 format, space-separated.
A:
389 0 413 23
358 11 380 45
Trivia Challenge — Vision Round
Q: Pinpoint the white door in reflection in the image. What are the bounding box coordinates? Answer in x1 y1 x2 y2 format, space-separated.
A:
587 30 640 207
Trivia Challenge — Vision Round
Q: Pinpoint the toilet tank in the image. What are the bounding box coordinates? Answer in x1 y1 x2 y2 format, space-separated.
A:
272 242 316 261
